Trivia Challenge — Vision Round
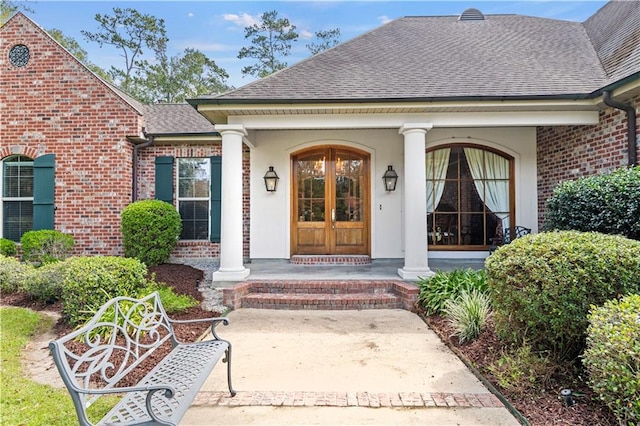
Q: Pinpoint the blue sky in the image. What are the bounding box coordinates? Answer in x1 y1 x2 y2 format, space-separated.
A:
20 0 608 88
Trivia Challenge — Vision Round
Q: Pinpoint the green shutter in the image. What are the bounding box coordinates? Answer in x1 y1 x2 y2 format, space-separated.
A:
210 156 222 242
33 154 55 230
154 156 174 204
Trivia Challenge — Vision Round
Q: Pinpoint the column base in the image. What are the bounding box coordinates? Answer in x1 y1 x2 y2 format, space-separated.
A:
212 267 250 282
397 267 435 281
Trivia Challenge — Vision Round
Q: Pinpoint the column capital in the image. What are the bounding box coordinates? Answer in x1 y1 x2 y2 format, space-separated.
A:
215 124 247 137
399 123 433 135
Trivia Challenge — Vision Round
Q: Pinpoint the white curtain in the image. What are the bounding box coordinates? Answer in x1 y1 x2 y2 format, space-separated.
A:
463 148 510 231
426 148 451 213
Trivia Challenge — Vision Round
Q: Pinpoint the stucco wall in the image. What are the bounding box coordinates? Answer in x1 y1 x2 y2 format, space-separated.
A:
1 14 141 256
537 95 640 229
248 126 538 260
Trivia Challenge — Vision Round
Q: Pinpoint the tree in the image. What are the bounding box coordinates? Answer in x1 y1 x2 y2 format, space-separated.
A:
306 28 341 55
81 7 167 92
48 28 111 81
1 0 33 25
132 48 232 103
237 10 298 78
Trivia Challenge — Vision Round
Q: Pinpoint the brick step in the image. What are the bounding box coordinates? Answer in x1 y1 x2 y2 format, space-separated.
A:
223 280 420 312
241 292 403 310
245 280 399 295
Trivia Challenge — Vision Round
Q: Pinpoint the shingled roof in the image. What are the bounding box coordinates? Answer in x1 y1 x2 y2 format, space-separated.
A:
143 103 217 136
203 1 639 103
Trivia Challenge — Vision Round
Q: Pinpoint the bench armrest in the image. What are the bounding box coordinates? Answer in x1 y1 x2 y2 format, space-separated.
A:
169 316 230 342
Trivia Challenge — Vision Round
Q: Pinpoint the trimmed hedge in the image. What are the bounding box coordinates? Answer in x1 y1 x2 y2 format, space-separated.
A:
20 230 75 265
583 294 640 425
486 231 640 360
0 255 32 294
544 166 640 240
121 200 182 266
60 256 151 326
0 238 17 257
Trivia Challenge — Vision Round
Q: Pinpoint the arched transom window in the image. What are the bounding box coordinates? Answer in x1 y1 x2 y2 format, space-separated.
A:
426 145 514 249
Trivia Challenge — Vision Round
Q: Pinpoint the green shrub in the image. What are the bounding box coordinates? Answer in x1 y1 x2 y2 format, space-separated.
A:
121 200 182 266
20 230 75 265
486 230 640 360
22 261 67 303
544 166 640 240
583 294 640 425
416 268 487 315
0 238 17 257
142 282 198 314
443 289 491 344
487 344 555 396
60 256 151 326
0 255 32 294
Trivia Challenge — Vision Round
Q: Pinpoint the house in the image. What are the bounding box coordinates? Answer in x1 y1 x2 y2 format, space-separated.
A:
1 1 638 281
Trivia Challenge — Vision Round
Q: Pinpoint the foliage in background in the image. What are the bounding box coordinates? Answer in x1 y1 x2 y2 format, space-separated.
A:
544 166 640 240
237 10 299 78
0 238 17 256
306 28 341 55
487 344 555 397
121 200 182 266
583 294 640 425
60 256 150 326
416 268 487 315
20 229 75 265
0 307 113 425
486 230 640 360
81 7 168 92
443 289 491 344
0 254 32 293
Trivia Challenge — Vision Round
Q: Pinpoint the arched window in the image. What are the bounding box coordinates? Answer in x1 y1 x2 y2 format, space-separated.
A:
1 155 34 241
426 145 514 249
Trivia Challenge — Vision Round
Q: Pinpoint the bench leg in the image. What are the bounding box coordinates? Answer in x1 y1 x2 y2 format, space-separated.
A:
224 346 237 397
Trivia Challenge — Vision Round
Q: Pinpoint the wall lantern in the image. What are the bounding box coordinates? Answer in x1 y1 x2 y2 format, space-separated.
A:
263 166 279 192
382 165 398 191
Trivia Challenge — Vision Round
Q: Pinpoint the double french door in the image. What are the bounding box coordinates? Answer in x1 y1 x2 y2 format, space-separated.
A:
291 147 370 255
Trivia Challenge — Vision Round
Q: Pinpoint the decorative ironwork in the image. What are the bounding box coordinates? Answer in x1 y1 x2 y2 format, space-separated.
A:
9 44 30 67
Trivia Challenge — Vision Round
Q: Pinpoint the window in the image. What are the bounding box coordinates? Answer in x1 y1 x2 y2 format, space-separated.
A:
1 155 34 241
177 158 210 240
426 145 513 249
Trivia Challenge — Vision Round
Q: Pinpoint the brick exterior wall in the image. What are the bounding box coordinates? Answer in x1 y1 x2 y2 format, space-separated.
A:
537 95 640 229
1 14 142 255
137 143 251 259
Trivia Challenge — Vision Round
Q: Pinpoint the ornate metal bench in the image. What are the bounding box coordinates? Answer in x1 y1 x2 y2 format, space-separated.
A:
49 291 236 426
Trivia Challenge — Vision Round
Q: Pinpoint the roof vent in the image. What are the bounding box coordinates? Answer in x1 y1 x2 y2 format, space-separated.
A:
459 8 485 21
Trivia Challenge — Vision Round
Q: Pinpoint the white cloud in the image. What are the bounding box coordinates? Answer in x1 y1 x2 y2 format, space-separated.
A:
300 29 313 40
188 12 194 18
378 15 392 25
223 13 259 28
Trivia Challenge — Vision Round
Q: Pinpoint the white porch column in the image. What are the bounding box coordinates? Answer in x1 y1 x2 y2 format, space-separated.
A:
398 123 435 280
212 125 250 281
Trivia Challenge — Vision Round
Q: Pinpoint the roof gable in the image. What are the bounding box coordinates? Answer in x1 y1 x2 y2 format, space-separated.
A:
1 12 144 115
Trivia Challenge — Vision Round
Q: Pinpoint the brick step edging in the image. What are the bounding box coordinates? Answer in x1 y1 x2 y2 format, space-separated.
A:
192 390 504 408
241 292 402 309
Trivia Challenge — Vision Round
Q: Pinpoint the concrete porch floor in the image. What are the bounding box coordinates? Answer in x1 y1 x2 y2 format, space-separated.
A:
240 258 486 281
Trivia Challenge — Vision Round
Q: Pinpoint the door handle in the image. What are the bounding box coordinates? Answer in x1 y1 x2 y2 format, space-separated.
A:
331 208 335 229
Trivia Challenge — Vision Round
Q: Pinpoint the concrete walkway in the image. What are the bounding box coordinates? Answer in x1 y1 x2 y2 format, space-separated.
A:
182 309 520 425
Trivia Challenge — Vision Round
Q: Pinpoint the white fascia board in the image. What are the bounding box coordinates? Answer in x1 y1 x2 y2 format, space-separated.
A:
227 111 599 130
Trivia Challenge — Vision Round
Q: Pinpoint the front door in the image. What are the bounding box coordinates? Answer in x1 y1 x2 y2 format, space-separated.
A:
291 146 370 255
